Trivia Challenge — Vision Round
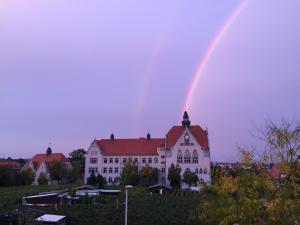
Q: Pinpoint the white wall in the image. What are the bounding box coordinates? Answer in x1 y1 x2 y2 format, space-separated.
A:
165 127 211 186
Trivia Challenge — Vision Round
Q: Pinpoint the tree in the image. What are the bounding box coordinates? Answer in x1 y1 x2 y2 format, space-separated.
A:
69 149 86 173
0 167 12 186
87 171 97 185
121 161 140 185
67 160 81 184
96 173 106 188
38 172 48 185
183 170 199 187
259 119 300 181
48 160 67 184
167 163 181 188
188 119 300 225
139 165 159 186
23 168 34 185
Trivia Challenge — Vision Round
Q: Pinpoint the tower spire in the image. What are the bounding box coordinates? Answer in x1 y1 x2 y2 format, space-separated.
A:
182 111 191 127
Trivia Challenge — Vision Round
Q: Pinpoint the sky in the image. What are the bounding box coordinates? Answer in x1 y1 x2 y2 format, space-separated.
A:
0 0 299 161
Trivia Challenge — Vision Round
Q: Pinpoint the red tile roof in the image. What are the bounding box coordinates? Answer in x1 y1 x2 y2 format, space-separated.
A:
96 138 164 156
267 164 281 180
0 161 20 168
22 153 69 171
165 125 209 149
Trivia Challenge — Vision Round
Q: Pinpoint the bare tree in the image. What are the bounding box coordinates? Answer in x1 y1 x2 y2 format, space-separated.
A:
259 118 300 180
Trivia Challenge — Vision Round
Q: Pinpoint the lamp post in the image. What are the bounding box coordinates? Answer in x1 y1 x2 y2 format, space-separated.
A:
125 185 133 225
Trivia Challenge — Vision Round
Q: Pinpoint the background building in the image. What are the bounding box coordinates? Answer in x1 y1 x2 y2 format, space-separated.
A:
22 147 72 185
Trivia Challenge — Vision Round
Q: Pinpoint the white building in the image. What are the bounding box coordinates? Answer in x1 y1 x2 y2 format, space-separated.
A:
84 112 211 187
22 147 72 185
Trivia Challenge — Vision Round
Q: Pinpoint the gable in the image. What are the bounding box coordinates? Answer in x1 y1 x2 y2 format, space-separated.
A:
165 125 209 150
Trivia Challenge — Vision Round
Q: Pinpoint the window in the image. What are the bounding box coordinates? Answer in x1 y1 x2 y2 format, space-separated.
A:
184 133 190 145
109 158 113 163
114 177 119 183
161 155 165 159
148 158 152 163
184 150 191 163
177 150 183 163
108 177 112 183
104 158 107 163
115 158 119 163
195 168 198 174
199 168 203 174
134 158 138 163
192 150 198 163
204 168 207 174
123 158 127 163
161 168 165 174
154 158 158 163
142 158 146 163
115 167 119 173
103 167 107 173
109 167 113 173
89 167 98 174
91 151 97 155
90 158 98 164
128 158 132 163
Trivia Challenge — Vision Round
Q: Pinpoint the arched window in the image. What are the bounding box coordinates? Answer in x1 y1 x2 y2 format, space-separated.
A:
184 133 190 145
185 168 190 173
192 150 198 163
204 168 207 174
184 150 191 163
195 168 198 174
199 168 203 174
108 177 112 183
177 150 183 163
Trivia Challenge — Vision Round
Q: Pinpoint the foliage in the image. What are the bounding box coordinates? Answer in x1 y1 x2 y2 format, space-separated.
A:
260 119 300 181
87 171 97 185
0 167 13 186
189 119 300 225
0 167 34 186
48 160 67 184
69 149 86 173
38 172 48 185
96 173 106 188
67 160 81 184
139 165 159 186
0 184 75 211
121 161 140 186
168 163 181 188
23 168 34 184
183 170 199 187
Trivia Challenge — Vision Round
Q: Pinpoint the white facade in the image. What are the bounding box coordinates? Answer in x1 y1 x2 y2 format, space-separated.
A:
84 142 162 184
84 114 212 188
164 127 211 186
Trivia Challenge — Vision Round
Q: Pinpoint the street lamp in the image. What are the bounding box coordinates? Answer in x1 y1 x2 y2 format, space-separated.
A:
125 185 133 225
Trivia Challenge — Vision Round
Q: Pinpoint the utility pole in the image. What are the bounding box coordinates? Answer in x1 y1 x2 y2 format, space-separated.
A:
125 185 133 225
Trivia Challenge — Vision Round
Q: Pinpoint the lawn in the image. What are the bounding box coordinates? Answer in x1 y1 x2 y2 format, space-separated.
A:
0 185 202 225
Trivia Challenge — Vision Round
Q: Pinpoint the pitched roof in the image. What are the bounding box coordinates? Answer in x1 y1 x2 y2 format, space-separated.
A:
95 138 164 156
0 161 20 168
22 153 69 171
165 125 209 149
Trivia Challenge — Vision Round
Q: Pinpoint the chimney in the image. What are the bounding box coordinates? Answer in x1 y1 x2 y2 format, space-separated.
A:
110 133 115 140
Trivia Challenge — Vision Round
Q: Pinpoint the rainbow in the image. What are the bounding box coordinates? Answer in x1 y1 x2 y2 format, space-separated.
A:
182 0 249 114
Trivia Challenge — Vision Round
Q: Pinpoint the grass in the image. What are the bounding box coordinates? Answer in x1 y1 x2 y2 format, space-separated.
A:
0 185 203 225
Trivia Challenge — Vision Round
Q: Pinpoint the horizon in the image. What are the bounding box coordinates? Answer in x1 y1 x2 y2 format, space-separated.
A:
0 0 299 161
